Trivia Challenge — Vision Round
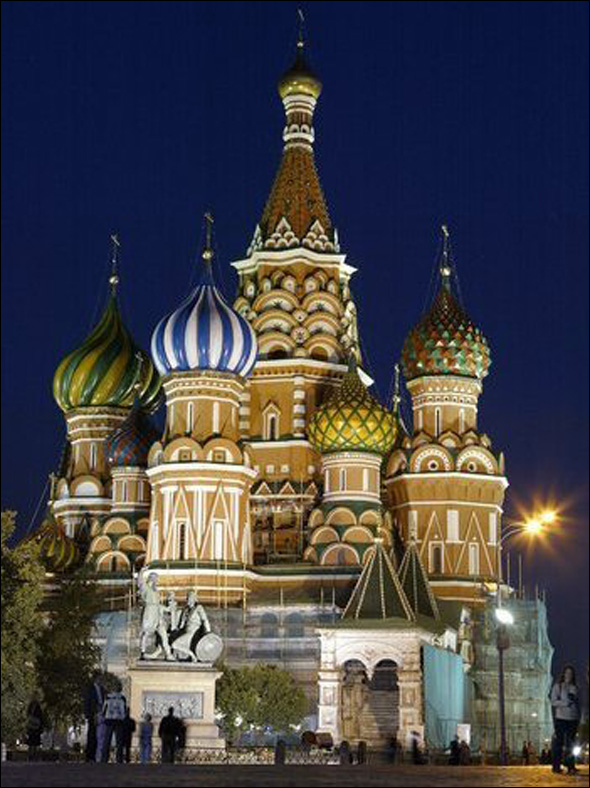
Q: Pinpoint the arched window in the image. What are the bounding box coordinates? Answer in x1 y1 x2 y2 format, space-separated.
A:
324 470 330 492
434 408 442 437
416 409 423 430
430 542 443 574
285 613 304 638
121 481 128 502
260 613 278 639
264 407 280 441
339 468 347 490
459 408 466 433
468 542 480 575
212 402 220 433
362 468 369 491
89 443 97 470
187 402 194 433
213 520 224 560
178 521 187 559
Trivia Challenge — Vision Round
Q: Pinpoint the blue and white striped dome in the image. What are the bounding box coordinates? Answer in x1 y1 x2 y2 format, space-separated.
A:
151 281 257 378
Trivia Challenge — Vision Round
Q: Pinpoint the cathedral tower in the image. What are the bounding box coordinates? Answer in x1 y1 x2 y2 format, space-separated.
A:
385 228 507 602
231 33 363 560
51 237 160 538
146 217 258 598
305 358 397 565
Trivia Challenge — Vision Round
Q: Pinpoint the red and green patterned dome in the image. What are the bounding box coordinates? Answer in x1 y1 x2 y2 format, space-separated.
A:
308 358 397 456
402 231 491 381
106 399 160 468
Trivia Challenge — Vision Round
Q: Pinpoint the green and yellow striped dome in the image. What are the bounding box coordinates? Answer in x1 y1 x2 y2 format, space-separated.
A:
30 512 80 573
308 359 397 456
53 295 161 413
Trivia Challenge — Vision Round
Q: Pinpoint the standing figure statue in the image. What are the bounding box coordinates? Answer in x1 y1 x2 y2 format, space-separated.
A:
172 590 211 661
139 572 172 660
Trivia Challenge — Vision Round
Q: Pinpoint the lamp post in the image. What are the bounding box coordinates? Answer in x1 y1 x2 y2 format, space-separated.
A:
495 509 556 765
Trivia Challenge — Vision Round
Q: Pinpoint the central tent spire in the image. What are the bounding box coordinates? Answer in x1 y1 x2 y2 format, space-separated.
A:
249 12 337 255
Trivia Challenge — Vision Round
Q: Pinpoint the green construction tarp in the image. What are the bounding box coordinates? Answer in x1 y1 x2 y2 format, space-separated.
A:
423 644 471 749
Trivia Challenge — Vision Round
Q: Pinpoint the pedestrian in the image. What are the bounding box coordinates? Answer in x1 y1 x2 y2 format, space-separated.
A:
459 739 471 765
521 740 530 765
101 681 127 763
449 736 460 765
158 706 183 763
138 713 153 764
121 709 136 763
527 740 537 765
25 694 44 761
274 738 286 765
540 745 551 765
356 739 367 765
83 672 104 762
411 731 425 765
551 664 581 775
338 739 351 765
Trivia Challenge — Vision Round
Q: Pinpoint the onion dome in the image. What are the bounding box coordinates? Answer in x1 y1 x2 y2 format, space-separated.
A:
308 357 397 456
278 40 322 100
105 399 160 468
401 227 491 381
151 215 257 378
53 238 161 413
30 512 80 573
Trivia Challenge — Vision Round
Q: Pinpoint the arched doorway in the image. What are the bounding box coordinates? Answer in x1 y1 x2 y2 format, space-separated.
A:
340 658 400 745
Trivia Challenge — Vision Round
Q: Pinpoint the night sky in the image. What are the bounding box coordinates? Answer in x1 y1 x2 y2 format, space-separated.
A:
2 2 588 672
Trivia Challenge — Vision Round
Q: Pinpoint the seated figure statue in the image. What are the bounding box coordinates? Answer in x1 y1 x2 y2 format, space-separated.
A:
171 590 212 662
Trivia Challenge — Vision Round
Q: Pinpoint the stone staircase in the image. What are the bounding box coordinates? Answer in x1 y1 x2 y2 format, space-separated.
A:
357 689 399 747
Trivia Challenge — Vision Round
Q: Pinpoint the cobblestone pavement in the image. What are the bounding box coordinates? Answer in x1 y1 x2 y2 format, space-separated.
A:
1 764 589 788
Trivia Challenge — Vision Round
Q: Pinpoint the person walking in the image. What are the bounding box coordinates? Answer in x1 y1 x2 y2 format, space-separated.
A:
158 707 183 763
550 664 581 775
121 709 136 763
101 681 128 763
449 736 460 765
25 694 44 761
521 740 530 765
83 672 104 762
138 713 154 764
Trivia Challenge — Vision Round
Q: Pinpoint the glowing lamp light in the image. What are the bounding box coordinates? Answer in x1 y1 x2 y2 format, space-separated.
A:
573 745 582 758
523 519 543 535
539 510 557 524
495 608 514 626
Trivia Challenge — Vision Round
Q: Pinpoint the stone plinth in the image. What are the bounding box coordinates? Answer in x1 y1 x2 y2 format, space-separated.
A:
128 662 225 749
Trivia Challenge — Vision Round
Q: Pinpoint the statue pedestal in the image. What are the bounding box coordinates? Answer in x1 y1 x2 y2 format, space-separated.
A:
128 661 225 750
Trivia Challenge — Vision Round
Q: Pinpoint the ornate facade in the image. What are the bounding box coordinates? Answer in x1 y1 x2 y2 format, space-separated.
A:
31 30 553 752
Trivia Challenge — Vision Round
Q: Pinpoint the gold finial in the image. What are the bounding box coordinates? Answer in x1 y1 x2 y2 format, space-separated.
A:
133 350 144 394
109 232 121 295
297 8 306 49
202 212 214 263
393 363 401 411
440 224 452 283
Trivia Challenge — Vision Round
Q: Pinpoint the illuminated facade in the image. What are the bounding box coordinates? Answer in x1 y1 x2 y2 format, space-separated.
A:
32 30 553 752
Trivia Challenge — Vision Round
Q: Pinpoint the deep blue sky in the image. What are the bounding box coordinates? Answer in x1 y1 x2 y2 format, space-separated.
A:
2 1 588 670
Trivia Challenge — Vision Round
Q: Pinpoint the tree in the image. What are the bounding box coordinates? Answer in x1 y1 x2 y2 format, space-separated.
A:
37 569 102 732
1 511 45 744
216 663 308 743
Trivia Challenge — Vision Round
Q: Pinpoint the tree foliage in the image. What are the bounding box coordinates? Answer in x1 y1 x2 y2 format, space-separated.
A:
216 663 308 743
37 569 102 731
1 511 45 744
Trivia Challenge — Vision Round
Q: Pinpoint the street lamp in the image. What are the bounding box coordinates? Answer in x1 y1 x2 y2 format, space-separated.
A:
495 508 557 766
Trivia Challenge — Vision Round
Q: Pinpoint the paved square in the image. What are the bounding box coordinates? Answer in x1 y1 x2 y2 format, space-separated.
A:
1 764 589 788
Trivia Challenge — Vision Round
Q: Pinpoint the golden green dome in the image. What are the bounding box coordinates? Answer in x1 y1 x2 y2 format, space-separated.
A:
278 45 322 100
53 295 161 413
308 359 397 456
30 512 80 573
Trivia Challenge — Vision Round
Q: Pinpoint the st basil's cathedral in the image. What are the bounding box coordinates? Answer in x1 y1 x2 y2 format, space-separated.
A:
32 33 553 752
